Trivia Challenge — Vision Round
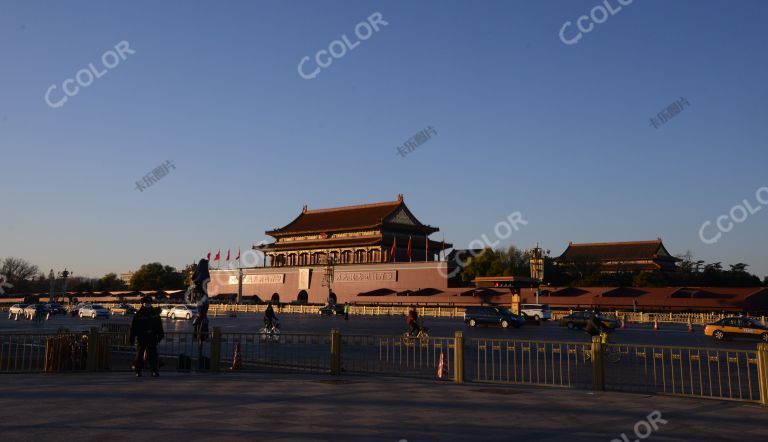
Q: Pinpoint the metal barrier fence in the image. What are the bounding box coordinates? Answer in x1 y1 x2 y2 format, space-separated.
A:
101 331 214 371
550 311 767 325
603 344 761 401
469 338 593 389
340 334 454 379
220 332 330 373
0 332 105 373
2 330 767 405
0 333 52 373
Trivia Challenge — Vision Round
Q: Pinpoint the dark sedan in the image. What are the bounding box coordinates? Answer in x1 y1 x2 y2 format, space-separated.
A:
318 304 345 316
45 303 68 315
560 311 621 330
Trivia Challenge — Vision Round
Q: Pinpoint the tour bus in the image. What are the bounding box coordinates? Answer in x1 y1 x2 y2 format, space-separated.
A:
520 304 551 321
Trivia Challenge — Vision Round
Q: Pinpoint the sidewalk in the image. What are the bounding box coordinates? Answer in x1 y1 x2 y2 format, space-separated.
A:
0 372 765 441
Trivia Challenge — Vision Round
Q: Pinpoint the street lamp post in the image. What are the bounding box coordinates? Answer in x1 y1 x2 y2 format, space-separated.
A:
57 269 71 304
322 256 336 304
48 269 55 303
528 244 549 304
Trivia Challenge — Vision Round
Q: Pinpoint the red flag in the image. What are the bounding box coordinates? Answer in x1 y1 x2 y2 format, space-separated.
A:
207 251 211 261
236 247 240 260
390 237 397 262
214 250 221 262
407 236 412 262
226 249 230 261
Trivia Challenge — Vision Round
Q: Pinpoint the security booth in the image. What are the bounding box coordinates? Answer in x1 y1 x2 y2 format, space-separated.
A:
473 276 540 315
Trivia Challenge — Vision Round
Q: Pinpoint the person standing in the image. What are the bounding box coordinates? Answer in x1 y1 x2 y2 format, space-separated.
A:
130 296 165 377
343 302 350 321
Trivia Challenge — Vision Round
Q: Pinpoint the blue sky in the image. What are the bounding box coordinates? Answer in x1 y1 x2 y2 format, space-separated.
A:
1 0 767 279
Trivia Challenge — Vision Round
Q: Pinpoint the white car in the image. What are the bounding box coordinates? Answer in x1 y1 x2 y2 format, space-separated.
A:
160 305 176 317
520 303 552 321
79 304 110 319
168 305 198 320
8 304 28 318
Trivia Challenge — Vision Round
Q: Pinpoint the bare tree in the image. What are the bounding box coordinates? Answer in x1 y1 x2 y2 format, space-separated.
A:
1 257 40 291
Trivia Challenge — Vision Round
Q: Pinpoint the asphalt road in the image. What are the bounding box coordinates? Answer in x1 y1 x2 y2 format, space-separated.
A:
1 312 763 350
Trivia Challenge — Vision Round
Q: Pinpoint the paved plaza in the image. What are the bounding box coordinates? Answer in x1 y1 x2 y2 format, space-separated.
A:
0 372 765 441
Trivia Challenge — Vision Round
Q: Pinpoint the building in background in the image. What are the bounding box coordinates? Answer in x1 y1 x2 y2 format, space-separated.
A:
554 239 680 274
119 272 134 286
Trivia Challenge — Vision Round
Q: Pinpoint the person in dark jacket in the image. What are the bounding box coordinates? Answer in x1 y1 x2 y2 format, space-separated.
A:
585 312 604 337
406 306 420 336
264 302 277 329
129 295 165 377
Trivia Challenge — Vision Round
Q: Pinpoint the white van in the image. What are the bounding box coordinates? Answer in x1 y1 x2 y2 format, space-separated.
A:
520 304 551 321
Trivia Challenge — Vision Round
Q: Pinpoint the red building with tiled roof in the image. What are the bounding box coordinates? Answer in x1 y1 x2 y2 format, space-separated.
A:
256 194 449 266
209 195 456 305
555 239 680 273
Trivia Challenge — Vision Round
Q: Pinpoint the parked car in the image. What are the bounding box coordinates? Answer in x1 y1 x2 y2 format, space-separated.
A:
463 306 525 329
168 305 197 320
23 304 49 319
110 303 137 316
704 317 768 342
69 302 92 316
318 303 345 316
520 303 552 321
45 303 67 315
78 304 110 319
8 304 28 318
560 311 621 330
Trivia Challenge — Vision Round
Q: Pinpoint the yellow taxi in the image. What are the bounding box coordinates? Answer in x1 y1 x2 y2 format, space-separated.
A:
704 317 768 342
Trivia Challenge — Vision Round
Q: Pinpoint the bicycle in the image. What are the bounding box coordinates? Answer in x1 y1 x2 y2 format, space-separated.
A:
402 320 429 345
581 332 622 363
260 321 281 343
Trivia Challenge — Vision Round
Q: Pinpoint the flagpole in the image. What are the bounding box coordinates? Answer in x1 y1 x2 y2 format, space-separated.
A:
441 237 445 261
408 236 412 262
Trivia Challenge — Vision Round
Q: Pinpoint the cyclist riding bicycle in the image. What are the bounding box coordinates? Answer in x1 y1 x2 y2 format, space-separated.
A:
406 305 422 336
264 302 278 330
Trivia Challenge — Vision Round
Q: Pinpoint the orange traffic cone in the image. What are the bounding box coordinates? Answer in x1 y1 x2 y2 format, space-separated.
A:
653 319 659 331
437 351 445 379
231 343 243 370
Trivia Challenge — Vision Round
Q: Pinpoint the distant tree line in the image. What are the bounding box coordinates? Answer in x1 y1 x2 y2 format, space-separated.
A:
459 248 768 288
0 257 194 296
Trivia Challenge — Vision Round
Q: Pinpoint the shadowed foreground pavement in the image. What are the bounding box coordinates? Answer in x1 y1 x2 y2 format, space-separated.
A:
0 372 765 441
